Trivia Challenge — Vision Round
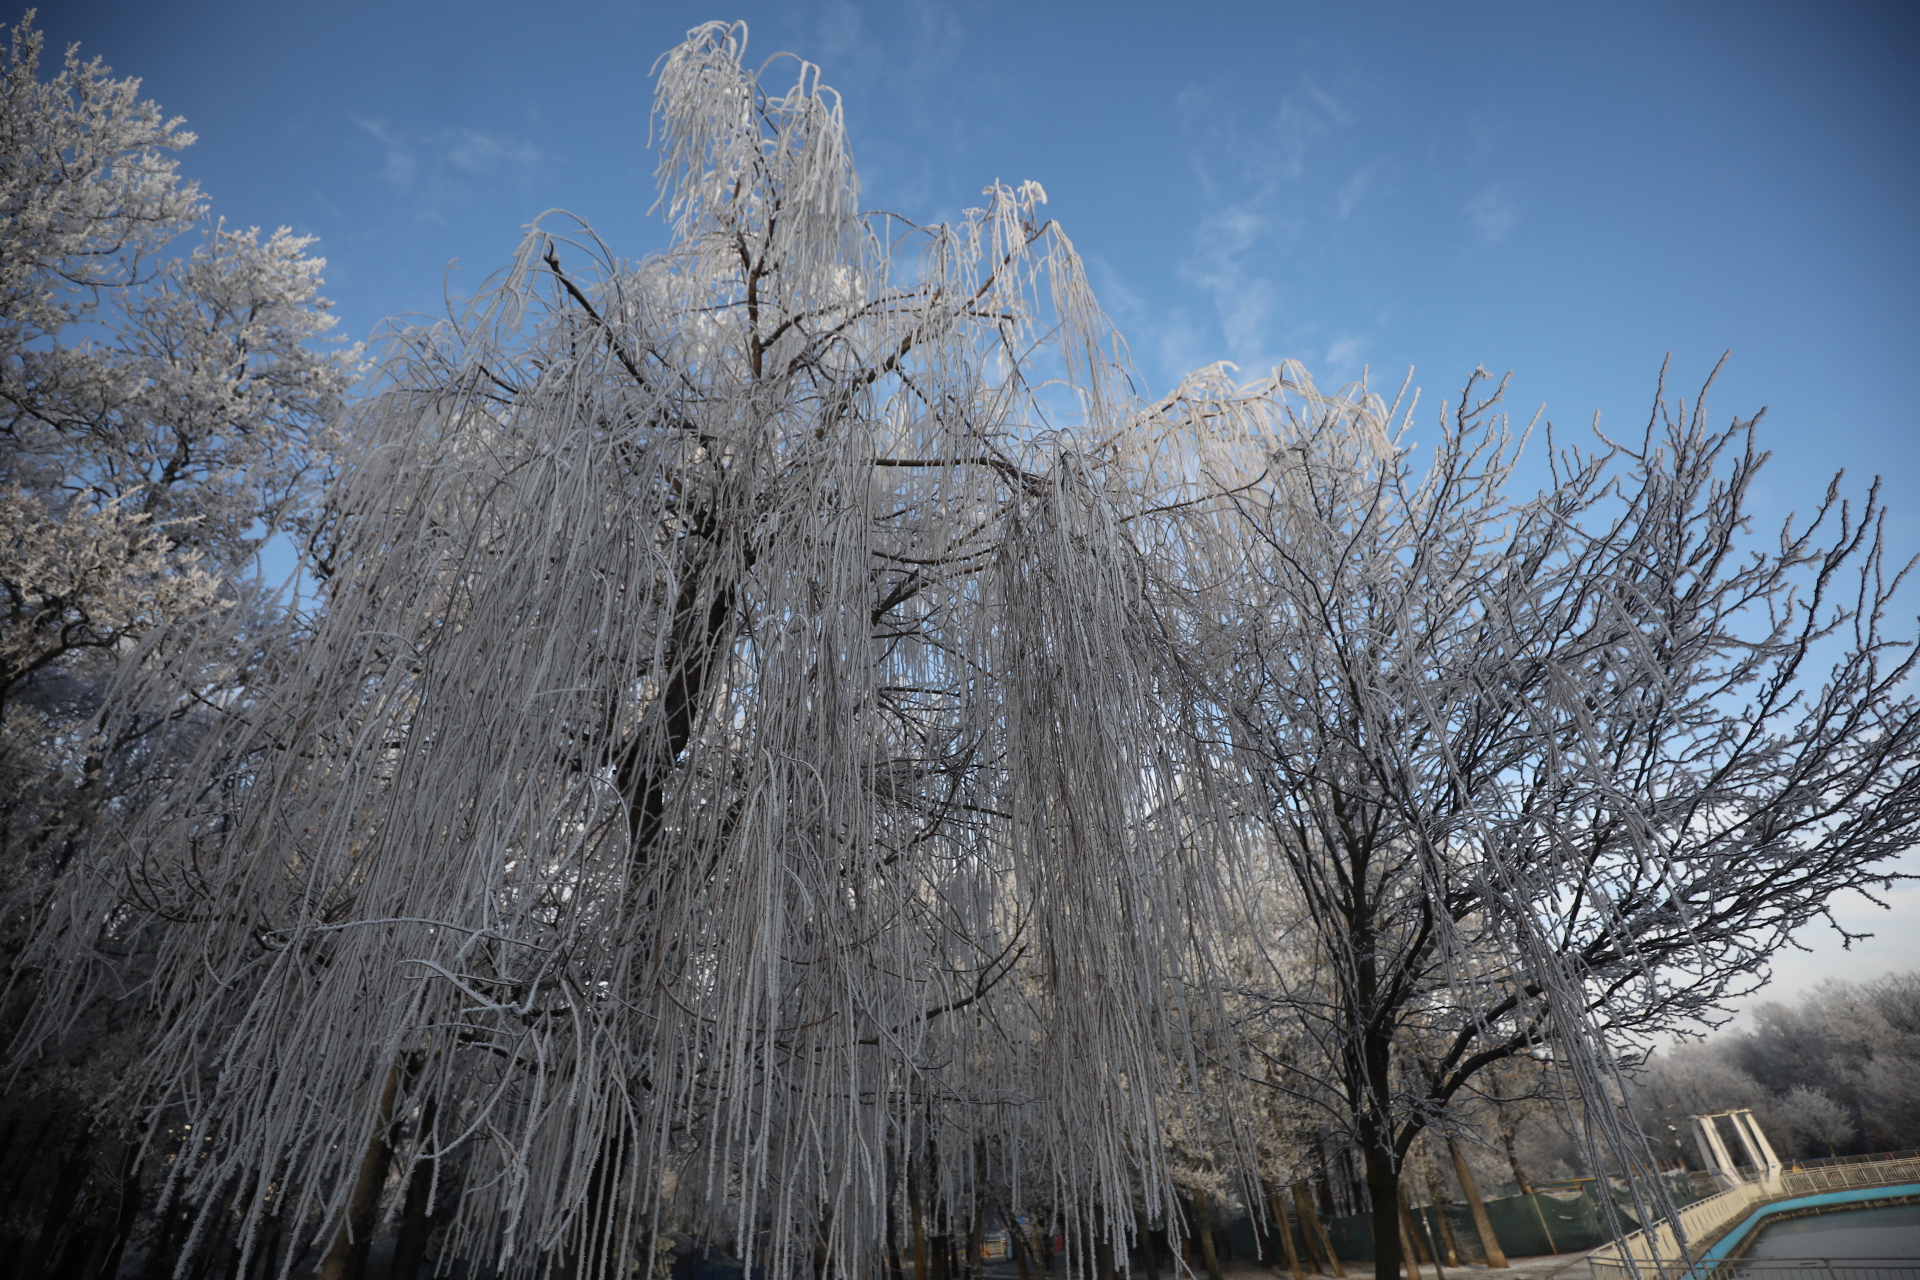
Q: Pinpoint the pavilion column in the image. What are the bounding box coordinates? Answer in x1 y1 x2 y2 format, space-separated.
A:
1693 1115 1740 1186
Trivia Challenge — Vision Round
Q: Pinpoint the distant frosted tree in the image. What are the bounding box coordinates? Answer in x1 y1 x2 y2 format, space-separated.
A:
0 14 355 1276
0 11 353 865
1651 972 1920 1157
1778 1086 1855 1157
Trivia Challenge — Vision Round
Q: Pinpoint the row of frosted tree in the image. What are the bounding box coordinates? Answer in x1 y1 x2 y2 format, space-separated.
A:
6 18 1920 1280
1632 971 1920 1162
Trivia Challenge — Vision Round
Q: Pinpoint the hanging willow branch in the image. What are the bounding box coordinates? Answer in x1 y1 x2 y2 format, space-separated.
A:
9 23 1242 1280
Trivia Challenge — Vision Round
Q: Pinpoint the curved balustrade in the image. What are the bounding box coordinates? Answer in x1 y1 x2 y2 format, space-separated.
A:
1587 1157 1920 1280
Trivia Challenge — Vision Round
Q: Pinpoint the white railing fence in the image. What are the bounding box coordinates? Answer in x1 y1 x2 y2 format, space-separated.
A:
1780 1158 1920 1195
1702 1260 1920 1280
1587 1156 1920 1280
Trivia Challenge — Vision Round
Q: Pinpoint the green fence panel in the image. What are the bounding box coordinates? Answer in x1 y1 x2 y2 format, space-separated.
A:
1326 1207 1474 1264
1319 1173 1709 1266
1218 1214 1263 1261
1327 1212 1374 1263
1411 1203 1485 1264
1485 1189 1606 1255
1210 1211 1340 1268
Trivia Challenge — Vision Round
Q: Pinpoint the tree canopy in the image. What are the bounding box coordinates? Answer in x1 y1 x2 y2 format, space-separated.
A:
5 18 1918 1280
0 10 354 861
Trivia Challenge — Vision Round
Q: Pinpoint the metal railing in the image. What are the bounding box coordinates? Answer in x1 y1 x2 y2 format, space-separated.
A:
1587 1178 1771 1279
1779 1151 1920 1171
1697 1261 1920 1280
1586 1155 1920 1280
1780 1158 1920 1195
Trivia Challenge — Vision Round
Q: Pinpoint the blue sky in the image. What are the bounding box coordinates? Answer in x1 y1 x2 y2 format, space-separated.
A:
42 0 1920 1018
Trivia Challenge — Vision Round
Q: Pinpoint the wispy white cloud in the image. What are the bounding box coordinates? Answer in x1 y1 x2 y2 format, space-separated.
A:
353 118 547 222
1462 184 1518 244
356 118 417 187
1179 201 1290 374
1335 161 1382 219
1174 75 1346 198
1324 334 1366 375
1150 76 1372 384
446 130 542 177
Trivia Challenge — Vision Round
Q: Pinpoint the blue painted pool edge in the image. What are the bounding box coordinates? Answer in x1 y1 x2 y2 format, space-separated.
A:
1701 1183 1920 1261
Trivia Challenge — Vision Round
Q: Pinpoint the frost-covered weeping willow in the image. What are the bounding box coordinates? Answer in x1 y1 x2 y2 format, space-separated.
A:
14 25 1244 1278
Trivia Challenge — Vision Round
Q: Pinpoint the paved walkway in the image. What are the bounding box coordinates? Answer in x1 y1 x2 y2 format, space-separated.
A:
980 1253 1598 1280
1207 1255 1597 1280
983 1251 1597 1280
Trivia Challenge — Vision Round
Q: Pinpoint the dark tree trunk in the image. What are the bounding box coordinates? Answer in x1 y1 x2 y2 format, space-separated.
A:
908 1162 928 1280
1498 1129 1532 1197
0 1116 49 1235
1446 1141 1505 1269
883 1145 903 1280
1133 1212 1158 1280
221 1211 252 1280
928 1214 948 1280
558 1131 631 1280
388 1096 439 1280
11 1137 89 1280
1191 1194 1224 1280
887 1216 906 1280
1361 1137 1403 1280
145 1199 193 1280
1266 1189 1302 1280
48 1226 93 1280
184 1188 239 1280
813 1206 833 1280
1399 1190 1438 1280
318 1065 401 1280
1422 1171 1460 1268
256 1219 285 1280
967 1140 987 1280
0 1114 22 1196
79 1135 141 1280
1292 1184 1342 1278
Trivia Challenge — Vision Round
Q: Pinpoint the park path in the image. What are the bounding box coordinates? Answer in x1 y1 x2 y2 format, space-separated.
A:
974 1251 1598 1280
